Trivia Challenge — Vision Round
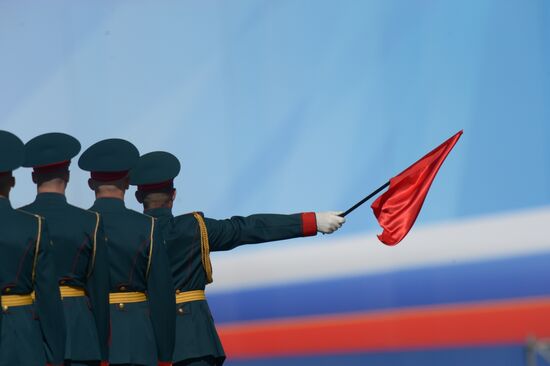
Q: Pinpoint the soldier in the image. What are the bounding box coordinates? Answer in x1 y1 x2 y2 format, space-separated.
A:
20 132 110 366
0 130 65 366
78 139 175 366
129 151 345 366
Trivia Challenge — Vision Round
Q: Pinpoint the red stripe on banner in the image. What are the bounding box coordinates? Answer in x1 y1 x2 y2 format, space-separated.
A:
218 297 550 359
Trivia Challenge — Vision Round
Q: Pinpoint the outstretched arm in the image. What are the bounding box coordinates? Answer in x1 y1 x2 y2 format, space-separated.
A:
205 211 345 252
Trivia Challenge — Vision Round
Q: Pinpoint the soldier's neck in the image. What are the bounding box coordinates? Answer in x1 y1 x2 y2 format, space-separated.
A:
145 201 173 210
95 189 125 201
37 182 66 195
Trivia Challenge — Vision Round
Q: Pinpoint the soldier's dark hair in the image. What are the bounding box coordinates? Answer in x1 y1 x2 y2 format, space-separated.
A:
136 188 175 210
32 168 69 187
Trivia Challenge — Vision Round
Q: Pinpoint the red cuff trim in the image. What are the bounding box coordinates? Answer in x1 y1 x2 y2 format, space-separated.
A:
301 212 317 237
158 362 172 366
33 160 70 173
100 361 109 366
91 171 128 181
138 180 174 192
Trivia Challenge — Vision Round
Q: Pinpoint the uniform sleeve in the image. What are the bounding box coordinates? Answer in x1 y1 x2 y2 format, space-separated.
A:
205 212 317 252
84 215 110 362
33 219 66 366
147 222 176 365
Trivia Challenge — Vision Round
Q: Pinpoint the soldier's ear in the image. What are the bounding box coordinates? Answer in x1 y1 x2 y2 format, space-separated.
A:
88 178 95 191
31 172 38 184
65 170 70 184
123 176 130 190
135 191 144 204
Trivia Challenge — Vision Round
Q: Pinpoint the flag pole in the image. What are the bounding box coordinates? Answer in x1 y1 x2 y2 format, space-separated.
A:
340 181 390 217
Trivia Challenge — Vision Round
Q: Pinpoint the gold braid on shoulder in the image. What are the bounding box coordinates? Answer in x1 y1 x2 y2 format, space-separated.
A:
31 214 43 285
87 212 100 278
146 217 155 278
193 212 213 284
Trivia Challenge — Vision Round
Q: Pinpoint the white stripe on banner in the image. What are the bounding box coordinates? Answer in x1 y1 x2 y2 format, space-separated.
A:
208 206 550 293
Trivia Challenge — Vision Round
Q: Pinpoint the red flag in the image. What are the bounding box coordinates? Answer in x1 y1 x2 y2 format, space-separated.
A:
371 130 463 246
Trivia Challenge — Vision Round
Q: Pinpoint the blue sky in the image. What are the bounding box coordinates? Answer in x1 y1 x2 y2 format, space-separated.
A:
1 0 549 236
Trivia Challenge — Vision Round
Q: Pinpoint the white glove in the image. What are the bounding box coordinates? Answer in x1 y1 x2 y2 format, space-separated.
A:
315 211 346 234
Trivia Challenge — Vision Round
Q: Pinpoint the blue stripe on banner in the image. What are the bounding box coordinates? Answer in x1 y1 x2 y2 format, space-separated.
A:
224 345 534 366
209 252 550 324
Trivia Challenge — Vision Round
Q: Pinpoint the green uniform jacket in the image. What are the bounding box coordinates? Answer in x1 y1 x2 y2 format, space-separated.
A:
20 193 110 362
0 197 66 366
90 198 175 365
145 208 318 365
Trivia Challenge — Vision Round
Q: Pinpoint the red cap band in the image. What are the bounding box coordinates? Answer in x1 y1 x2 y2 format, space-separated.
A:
138 180 174 192
91 171 129 182
33 160 70 174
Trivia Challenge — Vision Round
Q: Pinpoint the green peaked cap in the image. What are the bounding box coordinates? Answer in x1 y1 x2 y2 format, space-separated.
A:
0 130 24 173
23 132 81 170
130 151 180 190
79 138 139 181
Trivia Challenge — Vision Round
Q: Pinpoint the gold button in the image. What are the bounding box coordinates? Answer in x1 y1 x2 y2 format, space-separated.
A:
118 303 125 310
175 289 181 294
60 280 65 285
119 286 126 291
5 287 10 293
2 305 8 312
177 308 184 314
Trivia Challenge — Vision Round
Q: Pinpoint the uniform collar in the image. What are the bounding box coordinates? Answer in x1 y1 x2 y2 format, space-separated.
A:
34 192 67 206
91 197 126 212
144 207 173 219
0 197 12 210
